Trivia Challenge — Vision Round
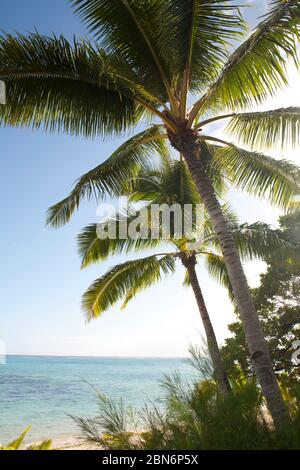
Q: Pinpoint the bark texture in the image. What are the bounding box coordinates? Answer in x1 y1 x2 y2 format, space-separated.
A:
182 254 231 395
168 127 290 428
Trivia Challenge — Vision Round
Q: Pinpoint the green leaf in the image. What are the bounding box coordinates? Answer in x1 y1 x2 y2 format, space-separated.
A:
203 220 300 302
71 0 173 102
170 0 245 94
82 255 175 320
233 222 300 264
27 440 52 451
6 426 31 450
213 145 300 210
0 33 143 137
120 255 176 310
129 149 226 205
203 252 234 302
183 270 191 287
47 126 168 227
198 0 300 112
78 216 163 269
226 107 300 151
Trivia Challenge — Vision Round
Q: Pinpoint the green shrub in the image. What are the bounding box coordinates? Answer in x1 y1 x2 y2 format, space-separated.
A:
73 349 300 450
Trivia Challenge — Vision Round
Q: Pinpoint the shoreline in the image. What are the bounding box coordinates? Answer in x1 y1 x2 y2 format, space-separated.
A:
25 436 101 451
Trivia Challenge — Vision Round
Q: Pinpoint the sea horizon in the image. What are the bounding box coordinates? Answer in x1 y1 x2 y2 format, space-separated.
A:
0 355 196 444
3 354 188 359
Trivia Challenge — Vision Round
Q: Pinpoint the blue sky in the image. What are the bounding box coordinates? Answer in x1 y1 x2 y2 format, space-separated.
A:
0 0 298 357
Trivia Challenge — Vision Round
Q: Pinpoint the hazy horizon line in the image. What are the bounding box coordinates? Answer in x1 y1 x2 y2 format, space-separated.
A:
4 354 188 359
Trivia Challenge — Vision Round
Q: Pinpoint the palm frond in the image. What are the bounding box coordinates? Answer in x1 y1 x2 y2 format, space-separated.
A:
0 33 148 136
47 126 168 227
203 221 299 300
78 216 164 269
120 255 176 310
233 222 300 263
125 173 165 203
202 203 239 244
213 145 300 210
150 160 201 206
203 252 234 302
171 0 245 101
71 0 174 103
192 0 300 116
82 255 175 320
127 158 223 242
129 146 226 204
226 107 300 151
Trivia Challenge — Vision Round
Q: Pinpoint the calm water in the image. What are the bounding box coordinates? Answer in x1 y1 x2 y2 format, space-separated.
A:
0 356 195 443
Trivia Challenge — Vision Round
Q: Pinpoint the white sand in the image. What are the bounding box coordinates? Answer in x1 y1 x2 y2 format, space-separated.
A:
25 436 101 451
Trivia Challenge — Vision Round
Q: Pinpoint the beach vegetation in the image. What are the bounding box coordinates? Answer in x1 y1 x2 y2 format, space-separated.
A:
1 0 300 426
73 346 300 450
0 426 52 451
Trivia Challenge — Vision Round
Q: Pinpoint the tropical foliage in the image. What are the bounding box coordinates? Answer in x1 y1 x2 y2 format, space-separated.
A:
222 211 300 382
0 2 299 225
1 0 300 426
78 163 298 319
73 347 300 450
0 426 52 451
78 162 300 396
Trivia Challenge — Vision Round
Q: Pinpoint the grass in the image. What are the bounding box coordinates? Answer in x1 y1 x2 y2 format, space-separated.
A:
72 347 300 450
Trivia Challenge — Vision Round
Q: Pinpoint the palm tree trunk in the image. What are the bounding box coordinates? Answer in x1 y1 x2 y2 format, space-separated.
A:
183 254 231 395
168 129 290 428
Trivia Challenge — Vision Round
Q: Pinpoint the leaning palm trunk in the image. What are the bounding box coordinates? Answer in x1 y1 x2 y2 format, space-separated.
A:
2 0 299 430
168 129 290 428
182 254 231 395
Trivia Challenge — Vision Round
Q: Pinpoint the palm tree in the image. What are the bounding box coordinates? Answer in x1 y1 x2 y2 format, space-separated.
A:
78 161 298 396
1 0 300 426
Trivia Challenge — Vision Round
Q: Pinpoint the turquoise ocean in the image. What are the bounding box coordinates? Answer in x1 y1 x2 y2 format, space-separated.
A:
0 356 195 443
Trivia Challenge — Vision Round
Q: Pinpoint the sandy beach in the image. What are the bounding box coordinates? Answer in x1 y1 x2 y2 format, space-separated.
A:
25 436 101 451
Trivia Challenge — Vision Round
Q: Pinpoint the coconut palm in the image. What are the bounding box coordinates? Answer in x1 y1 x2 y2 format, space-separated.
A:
1 0 300 425
77 161 298 395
